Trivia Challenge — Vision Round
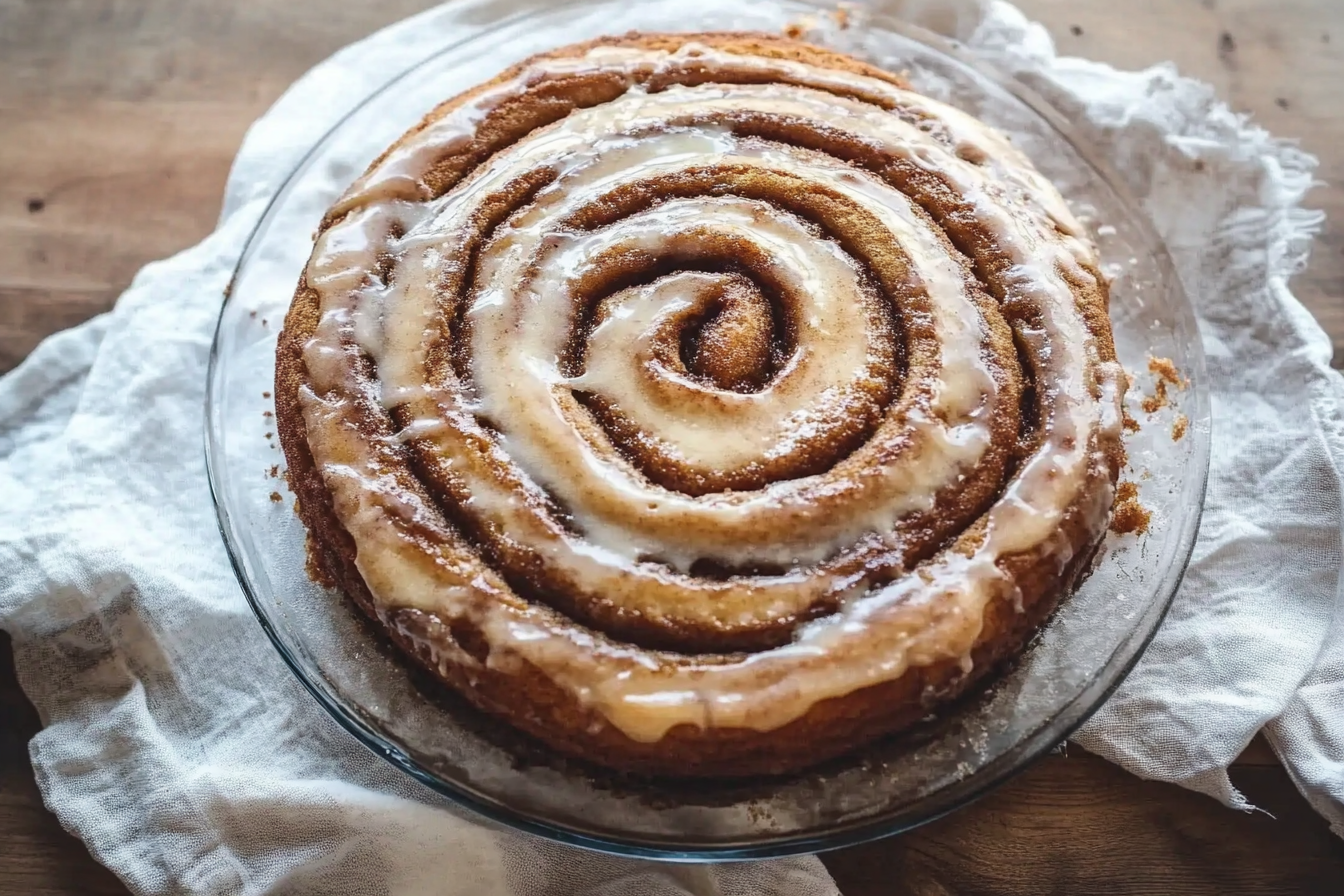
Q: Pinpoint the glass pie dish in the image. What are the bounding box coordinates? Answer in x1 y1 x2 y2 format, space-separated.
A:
205 0 1210 860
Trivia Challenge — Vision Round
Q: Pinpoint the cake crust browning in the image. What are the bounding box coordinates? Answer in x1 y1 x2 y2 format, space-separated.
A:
275 32 1126 777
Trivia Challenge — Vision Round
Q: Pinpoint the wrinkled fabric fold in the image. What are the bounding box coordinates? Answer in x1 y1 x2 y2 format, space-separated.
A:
939 0 1342 827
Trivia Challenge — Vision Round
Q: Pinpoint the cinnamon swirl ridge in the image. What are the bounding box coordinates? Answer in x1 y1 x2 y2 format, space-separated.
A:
275 33 1126 777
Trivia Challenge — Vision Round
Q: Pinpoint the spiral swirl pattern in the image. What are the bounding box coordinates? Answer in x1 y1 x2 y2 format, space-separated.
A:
276 34 1126 776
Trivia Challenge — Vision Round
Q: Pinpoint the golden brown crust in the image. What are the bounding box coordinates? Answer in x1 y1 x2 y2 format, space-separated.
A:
276 31 1124 777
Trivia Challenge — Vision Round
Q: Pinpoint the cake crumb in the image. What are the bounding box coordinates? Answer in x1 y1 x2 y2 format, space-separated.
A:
1110 481 1151 535
264 432 273 440
269 464 280 478
1147 355 1188 389
262 390 271 399
1122 408 1141 433
263 410 273 418
783 6 853 38
269 491 283 503
1140 380 1169 414
1171 414 1189 441
782 14 817 38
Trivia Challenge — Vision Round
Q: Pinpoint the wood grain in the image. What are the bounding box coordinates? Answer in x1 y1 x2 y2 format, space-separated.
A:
0 637 128 896
824 756 1344 896
1 1 1342 894
1024 0 1344 360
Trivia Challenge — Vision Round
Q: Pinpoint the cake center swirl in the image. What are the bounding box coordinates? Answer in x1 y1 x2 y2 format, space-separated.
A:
276 36 1126 771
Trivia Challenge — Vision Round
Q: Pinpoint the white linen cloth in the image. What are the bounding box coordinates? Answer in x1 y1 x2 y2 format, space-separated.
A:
1 2 1340 894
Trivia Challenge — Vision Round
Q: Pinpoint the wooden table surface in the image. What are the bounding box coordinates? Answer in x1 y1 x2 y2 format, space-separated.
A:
2 1 1342 893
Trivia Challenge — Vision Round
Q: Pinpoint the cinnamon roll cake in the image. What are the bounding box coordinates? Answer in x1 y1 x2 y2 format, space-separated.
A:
275 33 1127 777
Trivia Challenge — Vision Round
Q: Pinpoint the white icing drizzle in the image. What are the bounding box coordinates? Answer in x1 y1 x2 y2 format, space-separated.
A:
463 134 991 569
295 42 1125 742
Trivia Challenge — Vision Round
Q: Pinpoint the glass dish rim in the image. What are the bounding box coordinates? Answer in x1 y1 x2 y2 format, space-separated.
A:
203 0 1212 862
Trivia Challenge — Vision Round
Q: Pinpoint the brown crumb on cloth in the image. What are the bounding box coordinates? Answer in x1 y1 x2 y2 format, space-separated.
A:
269 491 283 503
1110 481 1151 535
1172 414 1189 442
